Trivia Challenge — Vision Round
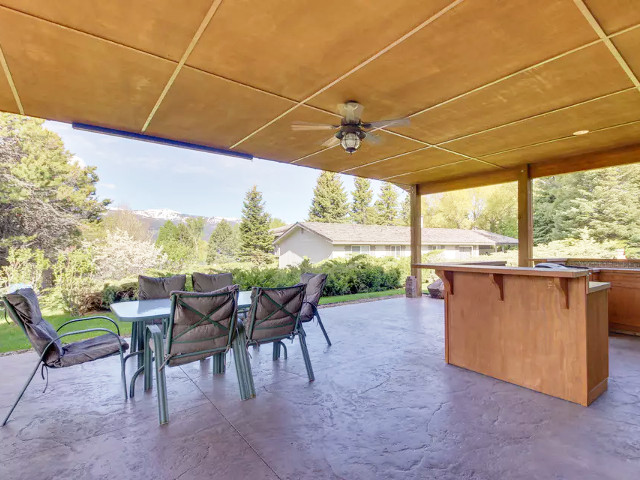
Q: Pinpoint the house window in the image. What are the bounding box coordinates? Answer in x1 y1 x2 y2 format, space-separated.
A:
458 246 472 258
389 245 403 257
350 245 370 255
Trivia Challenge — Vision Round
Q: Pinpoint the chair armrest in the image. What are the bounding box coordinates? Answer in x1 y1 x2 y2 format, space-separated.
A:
57 316 121 336
145 324 165 362
41 328 128 363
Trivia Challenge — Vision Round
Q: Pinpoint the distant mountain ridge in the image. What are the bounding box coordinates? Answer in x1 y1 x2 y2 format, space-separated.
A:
107 207 239 239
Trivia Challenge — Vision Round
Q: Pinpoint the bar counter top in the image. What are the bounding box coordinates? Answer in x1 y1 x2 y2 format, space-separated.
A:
413 263 590 278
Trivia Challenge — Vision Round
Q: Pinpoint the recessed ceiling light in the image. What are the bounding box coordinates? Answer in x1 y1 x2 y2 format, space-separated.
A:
573 129 590 136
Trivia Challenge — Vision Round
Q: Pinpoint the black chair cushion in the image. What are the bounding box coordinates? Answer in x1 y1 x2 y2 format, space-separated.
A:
55 335 129 368
299 273 327 322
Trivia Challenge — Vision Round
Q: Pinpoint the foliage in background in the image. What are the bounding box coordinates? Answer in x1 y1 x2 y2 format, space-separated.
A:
0 113 108 264
308 171 349 223
156 217 206 267
240 186 275 264
269 217 287 229
51 248 97 314
534 166 640 248
374 182 400 226
350 177 374 224
207 219 239 263
0 247 51 293
399 194 410 226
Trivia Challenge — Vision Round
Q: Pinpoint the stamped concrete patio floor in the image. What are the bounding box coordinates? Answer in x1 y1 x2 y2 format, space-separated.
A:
1 297 639 479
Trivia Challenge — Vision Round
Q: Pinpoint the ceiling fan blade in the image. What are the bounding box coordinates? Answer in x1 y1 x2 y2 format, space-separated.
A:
365 132 383 145
291 121 339 131
363 117 410 129
321 136 341 148
338 102 364 123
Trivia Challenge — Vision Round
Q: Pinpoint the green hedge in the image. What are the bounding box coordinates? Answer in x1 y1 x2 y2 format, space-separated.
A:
97 255 404 304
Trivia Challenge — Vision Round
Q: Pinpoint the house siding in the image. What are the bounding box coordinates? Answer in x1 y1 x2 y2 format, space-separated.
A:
277 228 334 268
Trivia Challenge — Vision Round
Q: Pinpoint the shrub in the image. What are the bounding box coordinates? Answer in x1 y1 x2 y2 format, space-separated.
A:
52 247 98 314
0 247 51 293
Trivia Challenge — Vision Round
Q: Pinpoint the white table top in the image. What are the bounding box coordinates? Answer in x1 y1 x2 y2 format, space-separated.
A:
110 291 253 322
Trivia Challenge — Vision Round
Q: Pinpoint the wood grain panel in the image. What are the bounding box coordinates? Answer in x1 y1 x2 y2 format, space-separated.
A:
443 89 640 157
239 106 341 163
347 147 465 179
187 0 452 101
310 0 598 121
611 27 640 78
586 288 609 403
296 131 422 173
583 0 640 34
0 1 213 61
0 64 18 113
596 270 640 334
399 44 634 144
0 9 175 130
146 66 296 149
481 121 640 168
389 160 496 185
443 270 605 406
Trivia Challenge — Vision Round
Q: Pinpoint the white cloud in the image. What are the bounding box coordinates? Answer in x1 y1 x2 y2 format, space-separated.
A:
71 155 86 168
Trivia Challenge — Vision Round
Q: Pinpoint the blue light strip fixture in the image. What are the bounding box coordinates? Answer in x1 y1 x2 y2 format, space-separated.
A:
72 123 253 160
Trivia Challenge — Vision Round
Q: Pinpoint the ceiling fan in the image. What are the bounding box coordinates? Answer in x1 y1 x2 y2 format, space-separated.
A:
291 101 410 154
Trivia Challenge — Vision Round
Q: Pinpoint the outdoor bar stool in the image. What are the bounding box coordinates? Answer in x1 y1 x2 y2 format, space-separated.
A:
299 273 331 346
1 288 128 426
245 284 314 382
139 285 255 425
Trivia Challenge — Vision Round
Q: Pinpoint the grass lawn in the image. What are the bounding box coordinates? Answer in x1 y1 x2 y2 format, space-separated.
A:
0 287 417 354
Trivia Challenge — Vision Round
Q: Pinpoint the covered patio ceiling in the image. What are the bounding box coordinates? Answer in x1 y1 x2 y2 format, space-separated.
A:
0 1 639 191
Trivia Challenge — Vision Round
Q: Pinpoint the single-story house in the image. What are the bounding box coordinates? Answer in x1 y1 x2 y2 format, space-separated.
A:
273 222 517 268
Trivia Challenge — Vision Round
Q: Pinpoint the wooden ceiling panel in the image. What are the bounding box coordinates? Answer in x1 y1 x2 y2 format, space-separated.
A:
347 147 465 180
390 160 497 185
612 27 640 78
398 44 634 144
296 132 422 173
583 0 640 34
239 106 341 163
0 1 213 61
481 121 640 168
309 0 598 121
187 0 453 101
146 67 296 150
443 89 640 157
0 65 18 113
0 10 175 131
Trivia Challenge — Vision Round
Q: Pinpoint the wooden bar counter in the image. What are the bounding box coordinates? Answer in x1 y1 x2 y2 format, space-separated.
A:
416 264 611 406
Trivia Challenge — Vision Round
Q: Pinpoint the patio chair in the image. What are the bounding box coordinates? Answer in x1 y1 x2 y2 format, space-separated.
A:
138 274 186 333
299 273 331 346
192 272 233 292
140 285 255 425
1 288 129 426
245 284 314 382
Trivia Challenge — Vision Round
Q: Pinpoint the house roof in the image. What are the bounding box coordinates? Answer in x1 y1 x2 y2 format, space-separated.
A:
273 222 517 246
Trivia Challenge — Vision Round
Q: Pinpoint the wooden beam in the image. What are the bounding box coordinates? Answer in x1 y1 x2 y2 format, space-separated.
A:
517 165 533 267
417 143 640 195
409 184 422 297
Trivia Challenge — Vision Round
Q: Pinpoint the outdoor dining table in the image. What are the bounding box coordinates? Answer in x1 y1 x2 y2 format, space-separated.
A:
110 291 253 393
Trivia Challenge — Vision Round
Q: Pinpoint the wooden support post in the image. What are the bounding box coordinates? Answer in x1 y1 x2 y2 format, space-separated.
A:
517 165 533 267
410 185 422 297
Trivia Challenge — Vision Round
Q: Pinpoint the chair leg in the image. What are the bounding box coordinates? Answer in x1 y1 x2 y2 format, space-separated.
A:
298 329 315 382
119 346 127 401
316 313 332 346
2 360 42 426
212 352 226 374
154 344 168 425
272 341 280 361
232 329 255 400
143 335 153 392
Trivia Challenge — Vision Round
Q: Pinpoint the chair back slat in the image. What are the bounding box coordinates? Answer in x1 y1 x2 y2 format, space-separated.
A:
138 275 186 300
299 273 327 321
192 272 233 293
246 285 306 343
166 285 239 366
3 288 64 365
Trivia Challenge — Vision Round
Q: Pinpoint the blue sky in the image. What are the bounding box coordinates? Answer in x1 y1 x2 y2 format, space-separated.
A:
45 121 399 223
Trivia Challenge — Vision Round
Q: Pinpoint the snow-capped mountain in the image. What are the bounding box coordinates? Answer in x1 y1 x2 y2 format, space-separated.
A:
107 207 239 239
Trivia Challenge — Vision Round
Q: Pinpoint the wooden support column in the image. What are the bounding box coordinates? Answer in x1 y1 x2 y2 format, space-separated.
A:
517 165 533 267
410 185 422 297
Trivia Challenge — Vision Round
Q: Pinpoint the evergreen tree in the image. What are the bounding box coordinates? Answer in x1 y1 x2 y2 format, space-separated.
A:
399 193 410 226
350 177 374 224
156 221 191 266
207 220 238 262
308 171 349 222
374 183 399 225
240 186 274 263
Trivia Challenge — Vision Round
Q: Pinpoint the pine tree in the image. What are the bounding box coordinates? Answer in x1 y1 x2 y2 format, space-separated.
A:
308 172 349 223
239 186 274 263
350 177 374 224
207 219 238 262
374 183 399 225
399 193 410 226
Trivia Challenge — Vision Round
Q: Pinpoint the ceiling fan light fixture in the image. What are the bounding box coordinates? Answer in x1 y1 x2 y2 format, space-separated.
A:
573 129 590 136
341 132 361 154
